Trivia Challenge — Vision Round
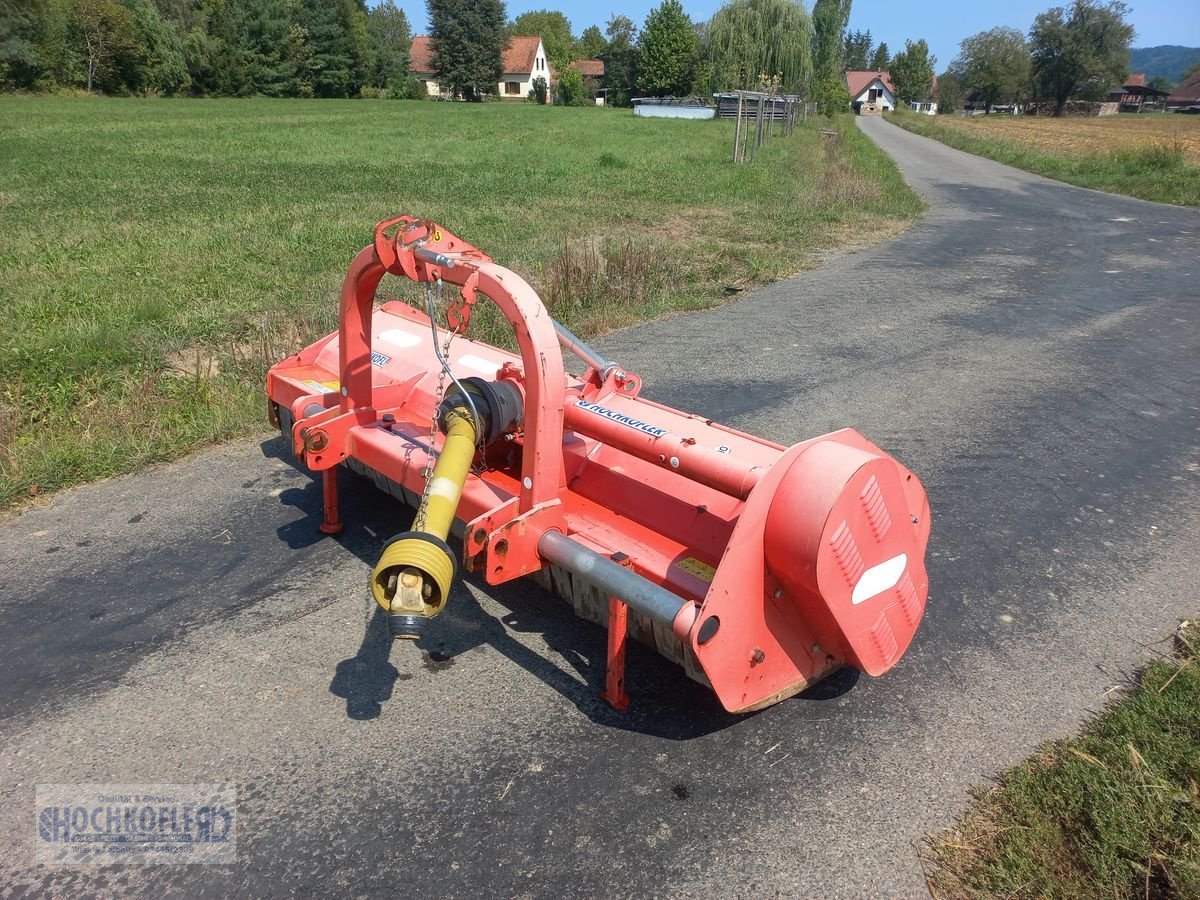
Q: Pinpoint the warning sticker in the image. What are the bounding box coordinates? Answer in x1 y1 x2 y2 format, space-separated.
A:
301 379 340 394
674 557 716 583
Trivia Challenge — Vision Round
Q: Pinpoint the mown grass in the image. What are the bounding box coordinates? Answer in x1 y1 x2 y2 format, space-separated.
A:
925 619 1200 898
0 98 920 505
890 108 1200 207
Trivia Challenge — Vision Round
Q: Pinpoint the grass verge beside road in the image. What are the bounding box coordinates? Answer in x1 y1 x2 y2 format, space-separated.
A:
890 108 1200 207
924 619 1200 898
0 98 920 506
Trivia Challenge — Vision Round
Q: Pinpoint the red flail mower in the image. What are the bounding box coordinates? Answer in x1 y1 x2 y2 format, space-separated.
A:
267 217 932 713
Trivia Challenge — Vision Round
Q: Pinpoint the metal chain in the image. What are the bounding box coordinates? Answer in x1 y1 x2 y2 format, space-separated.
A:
413 278 460 532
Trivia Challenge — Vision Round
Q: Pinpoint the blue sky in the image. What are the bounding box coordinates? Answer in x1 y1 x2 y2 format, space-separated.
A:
395 0 1199 72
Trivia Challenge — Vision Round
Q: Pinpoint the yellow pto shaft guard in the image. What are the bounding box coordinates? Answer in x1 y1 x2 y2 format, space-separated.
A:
371 406 477 638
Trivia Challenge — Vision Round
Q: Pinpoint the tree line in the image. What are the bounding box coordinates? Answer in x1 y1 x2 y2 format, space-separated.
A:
0 0 415 96
935 0 1137 116
0 0 822 103
0 0 1144 116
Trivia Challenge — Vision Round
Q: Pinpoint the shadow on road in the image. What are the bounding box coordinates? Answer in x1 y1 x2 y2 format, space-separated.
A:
261 435 861 737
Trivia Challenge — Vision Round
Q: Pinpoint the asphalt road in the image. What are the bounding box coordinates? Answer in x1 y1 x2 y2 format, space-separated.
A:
2 117 1198 898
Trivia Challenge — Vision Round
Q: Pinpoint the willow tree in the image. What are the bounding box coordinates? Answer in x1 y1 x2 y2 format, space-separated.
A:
705 0 811 94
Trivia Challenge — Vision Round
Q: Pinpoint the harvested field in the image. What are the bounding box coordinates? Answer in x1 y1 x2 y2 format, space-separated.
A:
927 113 1200 164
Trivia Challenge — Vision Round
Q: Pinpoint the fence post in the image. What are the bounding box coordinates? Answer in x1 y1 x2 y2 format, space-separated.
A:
733 92 744 163
756 95 765 157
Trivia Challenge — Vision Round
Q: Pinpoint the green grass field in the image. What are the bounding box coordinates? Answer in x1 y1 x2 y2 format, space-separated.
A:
0 97 920 506
891 107 1200 207
926 620 1200 898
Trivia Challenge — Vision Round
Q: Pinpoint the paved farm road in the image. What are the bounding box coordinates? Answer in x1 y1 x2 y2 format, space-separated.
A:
2 117 1198 898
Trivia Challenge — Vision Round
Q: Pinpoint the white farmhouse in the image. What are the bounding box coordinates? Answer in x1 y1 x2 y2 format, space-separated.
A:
845 70 897 113
410 35 554 100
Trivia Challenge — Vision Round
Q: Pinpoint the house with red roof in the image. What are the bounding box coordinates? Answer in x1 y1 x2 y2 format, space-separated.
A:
1165 71 1200 111
845 70 896 113
409 35 554 100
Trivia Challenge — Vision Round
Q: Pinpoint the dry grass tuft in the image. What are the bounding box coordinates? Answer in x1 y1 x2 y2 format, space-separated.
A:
815 135 886 207
540 238 665 317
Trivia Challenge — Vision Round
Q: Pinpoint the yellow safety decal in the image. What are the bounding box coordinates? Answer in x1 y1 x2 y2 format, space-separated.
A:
432 229 443 242
302 379 340 394
675 557 716 583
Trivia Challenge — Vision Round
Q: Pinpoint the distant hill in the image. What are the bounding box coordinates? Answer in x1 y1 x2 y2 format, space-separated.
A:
1130 46 1200 84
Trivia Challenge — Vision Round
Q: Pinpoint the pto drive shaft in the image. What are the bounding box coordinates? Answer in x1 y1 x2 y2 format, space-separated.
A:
371 405 476 639
370 377 523 639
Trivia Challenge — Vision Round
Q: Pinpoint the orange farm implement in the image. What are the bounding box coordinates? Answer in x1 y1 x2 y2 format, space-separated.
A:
266 217 932 713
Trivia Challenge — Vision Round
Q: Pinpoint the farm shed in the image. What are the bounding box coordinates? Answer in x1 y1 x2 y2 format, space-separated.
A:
1107 73 1169 112
568 58 605 105
568 59 604 79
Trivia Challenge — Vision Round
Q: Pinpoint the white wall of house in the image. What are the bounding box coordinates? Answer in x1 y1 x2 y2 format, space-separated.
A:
498 40 549 99
908 100 938 114
853 80 895 110
497 73 536 98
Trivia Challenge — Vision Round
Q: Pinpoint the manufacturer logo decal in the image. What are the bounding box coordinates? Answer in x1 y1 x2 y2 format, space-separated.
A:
575 400 668 438
371 351 391 367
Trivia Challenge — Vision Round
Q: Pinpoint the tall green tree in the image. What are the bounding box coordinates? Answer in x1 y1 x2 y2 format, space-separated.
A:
576 23 605 59
256 1 301 95
934 67 962 112
890 37 935 103
555 63 584 103
289 0 357 97
705 0 810 93
338 0 371 93
1029 0 1133 115
637 0 698 96
868 39 887 70
198 0 293 97
29 0 76 88
0 0 46 88
602 13 636 105
842 27 871 70
810 0 850 108
365 0 409 88
507 8 573 69
951 26 1030 111
68 0 136 91
428 0 505 99
121 0 189 93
